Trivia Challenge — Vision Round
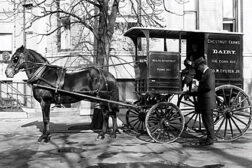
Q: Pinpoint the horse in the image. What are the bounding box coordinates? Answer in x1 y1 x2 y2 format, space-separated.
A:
5 45 119 142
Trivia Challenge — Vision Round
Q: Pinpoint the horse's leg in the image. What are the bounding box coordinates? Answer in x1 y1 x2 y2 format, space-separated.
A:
110 113 118 138
38 100 51 142
97 107 109 140
110 103 120 138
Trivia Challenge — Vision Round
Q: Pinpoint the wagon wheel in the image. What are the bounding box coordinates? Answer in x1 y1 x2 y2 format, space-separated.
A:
214 85 252 141
145 102 184 143
126 106 150 133
177 93 204 132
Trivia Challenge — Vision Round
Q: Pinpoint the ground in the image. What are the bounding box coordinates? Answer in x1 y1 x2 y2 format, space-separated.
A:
0 109 251 168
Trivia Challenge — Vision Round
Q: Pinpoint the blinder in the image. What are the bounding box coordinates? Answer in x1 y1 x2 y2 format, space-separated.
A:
12 52 26 72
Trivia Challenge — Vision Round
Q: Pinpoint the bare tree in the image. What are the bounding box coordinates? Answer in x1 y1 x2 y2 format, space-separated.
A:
4 0 184 68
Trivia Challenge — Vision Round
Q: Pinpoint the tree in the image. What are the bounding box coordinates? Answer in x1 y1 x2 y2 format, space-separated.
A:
4 0 184 68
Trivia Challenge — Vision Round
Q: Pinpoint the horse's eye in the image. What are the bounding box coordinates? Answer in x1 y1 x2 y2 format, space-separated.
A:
13 56 19 63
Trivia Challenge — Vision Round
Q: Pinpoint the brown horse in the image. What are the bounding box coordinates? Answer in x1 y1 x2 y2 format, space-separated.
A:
5 46 119 142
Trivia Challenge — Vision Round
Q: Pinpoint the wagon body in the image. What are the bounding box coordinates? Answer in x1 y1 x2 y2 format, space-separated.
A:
124 27 251 143
124 27 243 90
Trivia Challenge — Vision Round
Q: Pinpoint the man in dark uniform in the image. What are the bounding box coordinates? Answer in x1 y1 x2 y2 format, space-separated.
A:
190 57 216 146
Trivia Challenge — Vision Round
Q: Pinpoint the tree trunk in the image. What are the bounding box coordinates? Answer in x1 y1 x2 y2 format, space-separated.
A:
91 0 119 128
95 0 118 71
96 39 110 70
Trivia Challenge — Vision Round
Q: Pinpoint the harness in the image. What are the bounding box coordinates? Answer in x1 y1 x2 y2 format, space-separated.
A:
96 68 109 95
54 67 66 105
27 64 66 88
26 62 108 106
55 67 66 93
93 67 110 110
27 64 48 84
27 64 66 104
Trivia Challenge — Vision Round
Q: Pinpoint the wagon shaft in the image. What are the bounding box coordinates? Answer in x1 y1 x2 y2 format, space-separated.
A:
33 84 138 109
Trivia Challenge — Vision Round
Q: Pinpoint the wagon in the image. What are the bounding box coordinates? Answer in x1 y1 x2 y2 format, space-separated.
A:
124 27 252 143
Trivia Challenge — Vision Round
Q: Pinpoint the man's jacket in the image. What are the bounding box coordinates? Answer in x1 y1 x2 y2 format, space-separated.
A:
197 68 216 110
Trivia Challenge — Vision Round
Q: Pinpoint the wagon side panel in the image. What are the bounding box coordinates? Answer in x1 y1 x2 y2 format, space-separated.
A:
147 51 181 94
205 33 243 88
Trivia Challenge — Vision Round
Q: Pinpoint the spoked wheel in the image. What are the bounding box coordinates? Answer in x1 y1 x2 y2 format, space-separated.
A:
214 85 252 141
145 102 184 143
177 93 204 132
126 106 150 133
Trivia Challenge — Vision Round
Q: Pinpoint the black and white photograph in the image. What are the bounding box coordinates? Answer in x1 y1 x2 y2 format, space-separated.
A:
0 0 251 167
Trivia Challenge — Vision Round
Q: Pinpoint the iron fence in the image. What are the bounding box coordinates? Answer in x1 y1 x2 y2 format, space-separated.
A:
0 80 33 111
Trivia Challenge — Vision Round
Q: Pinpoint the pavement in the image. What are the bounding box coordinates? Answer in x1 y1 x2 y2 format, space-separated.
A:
0 108 252 168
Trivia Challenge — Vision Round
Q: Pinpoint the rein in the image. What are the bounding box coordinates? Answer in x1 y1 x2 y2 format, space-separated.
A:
20 61 48 72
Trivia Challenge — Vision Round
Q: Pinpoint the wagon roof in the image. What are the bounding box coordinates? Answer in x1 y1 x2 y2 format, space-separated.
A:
124 27 243 39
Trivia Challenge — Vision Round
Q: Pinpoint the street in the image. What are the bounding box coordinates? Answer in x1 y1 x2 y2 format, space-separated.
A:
0 109 251 168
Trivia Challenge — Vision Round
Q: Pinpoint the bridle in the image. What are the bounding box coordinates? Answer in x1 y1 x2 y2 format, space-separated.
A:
11 51 49 83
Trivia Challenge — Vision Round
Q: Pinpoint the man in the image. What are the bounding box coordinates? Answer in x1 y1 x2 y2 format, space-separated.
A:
181 43 204 91
189 57 216 146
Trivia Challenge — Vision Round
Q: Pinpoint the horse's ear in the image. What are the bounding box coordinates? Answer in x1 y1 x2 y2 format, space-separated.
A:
19 45 25 51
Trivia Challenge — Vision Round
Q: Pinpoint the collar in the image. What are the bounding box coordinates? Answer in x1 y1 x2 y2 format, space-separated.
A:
27 64 47 84
203 67 209 74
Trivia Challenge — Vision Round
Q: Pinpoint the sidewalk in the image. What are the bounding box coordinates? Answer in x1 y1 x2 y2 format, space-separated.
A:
0 108 252 168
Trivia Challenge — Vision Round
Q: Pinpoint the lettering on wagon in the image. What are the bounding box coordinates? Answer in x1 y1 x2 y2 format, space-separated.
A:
207 39 240 45
211 59 236 64
156 68 171 72
212 49 236 55
151 59 176 63
207 35 241 79
213 69 240 74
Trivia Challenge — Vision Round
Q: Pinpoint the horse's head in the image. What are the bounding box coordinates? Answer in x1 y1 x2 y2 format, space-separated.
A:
5 45 27 78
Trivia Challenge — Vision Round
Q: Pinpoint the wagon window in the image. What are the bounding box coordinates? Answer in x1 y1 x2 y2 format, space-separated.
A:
149 38 164 51
165 39 181 52
143 38 183 53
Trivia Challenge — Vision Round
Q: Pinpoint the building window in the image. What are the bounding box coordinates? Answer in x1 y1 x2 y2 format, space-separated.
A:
56 0 71 51
60 16 71 50
223 0 239 32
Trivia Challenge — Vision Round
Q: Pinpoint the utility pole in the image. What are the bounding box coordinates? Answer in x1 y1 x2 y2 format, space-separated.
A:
22 0 33 48
137 0 142 51
13 1 16 49
23 0 26 47
137 0 142 26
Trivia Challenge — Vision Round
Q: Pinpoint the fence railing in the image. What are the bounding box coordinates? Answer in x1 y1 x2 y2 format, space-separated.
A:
0 80 33 111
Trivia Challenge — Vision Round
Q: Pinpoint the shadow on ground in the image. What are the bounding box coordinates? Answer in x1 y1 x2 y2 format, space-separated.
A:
15 118 252 168
87 162 225 168
21 120 92 133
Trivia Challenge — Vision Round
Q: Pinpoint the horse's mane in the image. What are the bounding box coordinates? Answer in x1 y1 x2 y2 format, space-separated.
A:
26 49 49 64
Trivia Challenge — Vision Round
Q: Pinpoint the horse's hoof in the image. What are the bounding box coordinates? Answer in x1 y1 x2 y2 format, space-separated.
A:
38 135 45 142
44 135 51 143
96 134 105 140
116 129 121 134
38 134 51 143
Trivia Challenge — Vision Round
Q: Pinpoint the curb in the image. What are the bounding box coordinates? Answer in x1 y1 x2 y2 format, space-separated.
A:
0 107 124 127
0 111 28 119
